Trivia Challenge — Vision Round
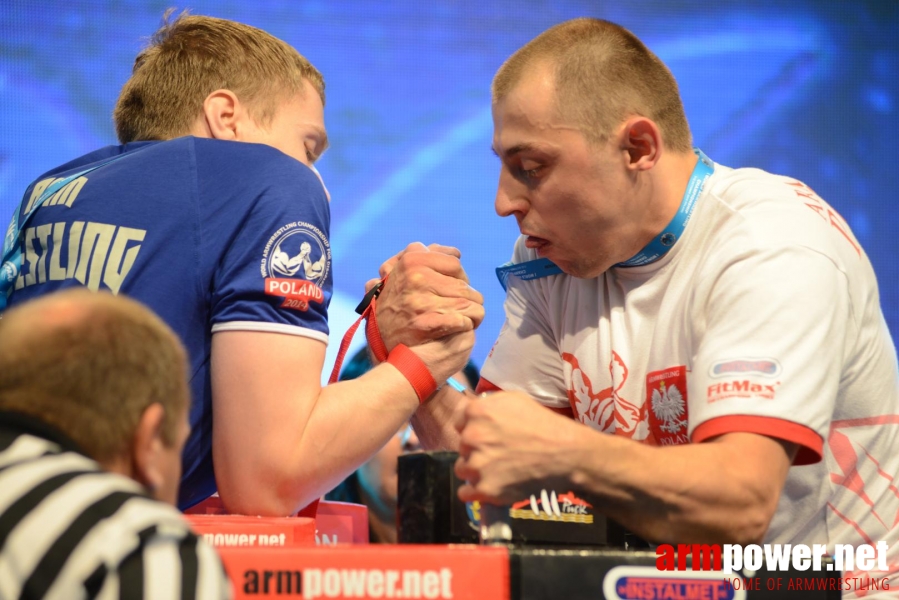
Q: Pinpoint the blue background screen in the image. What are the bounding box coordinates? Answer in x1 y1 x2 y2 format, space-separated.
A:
2 1 896 371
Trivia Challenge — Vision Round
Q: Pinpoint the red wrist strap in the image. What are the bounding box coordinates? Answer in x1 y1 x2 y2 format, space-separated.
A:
385 343 438 403
328 310 366 384
329 279 387 384
328 279 437 403
364 297 389 363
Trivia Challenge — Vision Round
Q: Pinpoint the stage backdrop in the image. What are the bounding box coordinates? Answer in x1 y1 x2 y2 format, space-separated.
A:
1 1 897 376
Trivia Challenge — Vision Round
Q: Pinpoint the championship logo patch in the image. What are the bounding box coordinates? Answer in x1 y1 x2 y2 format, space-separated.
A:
260 221 331 311
646 366 689 446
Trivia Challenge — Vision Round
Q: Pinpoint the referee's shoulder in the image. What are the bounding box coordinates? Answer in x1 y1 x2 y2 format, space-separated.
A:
0 437 231 599
96 488 233 599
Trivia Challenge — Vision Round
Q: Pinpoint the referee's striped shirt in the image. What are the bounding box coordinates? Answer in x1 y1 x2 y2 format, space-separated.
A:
0 411 232 599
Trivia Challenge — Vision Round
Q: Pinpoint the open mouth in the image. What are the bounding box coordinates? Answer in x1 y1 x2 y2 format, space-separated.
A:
524 235 550 251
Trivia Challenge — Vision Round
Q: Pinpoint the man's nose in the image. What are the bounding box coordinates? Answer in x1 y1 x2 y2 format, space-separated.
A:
495 171 528 218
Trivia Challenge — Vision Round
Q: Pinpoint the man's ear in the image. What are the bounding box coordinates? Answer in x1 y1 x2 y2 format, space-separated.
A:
131 402 167 495
618 116 661 172
195 89 246 141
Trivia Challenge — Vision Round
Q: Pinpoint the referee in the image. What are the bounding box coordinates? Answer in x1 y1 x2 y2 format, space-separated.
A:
0 290 230 599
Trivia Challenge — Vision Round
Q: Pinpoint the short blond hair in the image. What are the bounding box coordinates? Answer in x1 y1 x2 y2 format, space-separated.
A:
0 290 189 462
114 11 325 143
493 18 692 152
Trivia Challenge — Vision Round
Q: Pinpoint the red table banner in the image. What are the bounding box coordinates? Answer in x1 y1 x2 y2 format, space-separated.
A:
219 544 510 599
315 501 369 545
186 514 317 548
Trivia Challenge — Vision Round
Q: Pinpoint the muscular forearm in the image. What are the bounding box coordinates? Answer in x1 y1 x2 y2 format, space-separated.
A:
215 361 419 516
564 426 795 544
299 365 420 495
412 386 465 451
213 321 477 516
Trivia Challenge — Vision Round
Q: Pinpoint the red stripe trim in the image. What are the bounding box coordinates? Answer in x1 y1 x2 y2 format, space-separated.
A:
830 415 899 429
475 378 502 394
692 415 823 465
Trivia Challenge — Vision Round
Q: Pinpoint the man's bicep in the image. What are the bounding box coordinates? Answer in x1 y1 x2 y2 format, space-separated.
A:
689 246 849 463
211 329 325 514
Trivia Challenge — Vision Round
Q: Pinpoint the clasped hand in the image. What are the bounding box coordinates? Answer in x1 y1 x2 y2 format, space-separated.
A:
454 391 581 505
372 242 485 384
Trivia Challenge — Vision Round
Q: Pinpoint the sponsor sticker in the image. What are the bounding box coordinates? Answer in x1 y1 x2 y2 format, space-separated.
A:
707 380 780 403
260 221 331 311
603 566 743 600
646 366 689 446
709 358 781 378
509 489 594 524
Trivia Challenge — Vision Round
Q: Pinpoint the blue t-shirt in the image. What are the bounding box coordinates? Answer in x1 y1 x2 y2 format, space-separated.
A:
7 137 333 509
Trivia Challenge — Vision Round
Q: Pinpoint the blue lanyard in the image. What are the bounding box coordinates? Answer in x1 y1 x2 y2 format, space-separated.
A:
0 154 128 310
616 148 714 268
495 257 563 292
494 149 714 290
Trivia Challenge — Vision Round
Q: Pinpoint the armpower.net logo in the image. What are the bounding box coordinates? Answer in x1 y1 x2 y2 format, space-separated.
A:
596 542 891 599
240 567 454 598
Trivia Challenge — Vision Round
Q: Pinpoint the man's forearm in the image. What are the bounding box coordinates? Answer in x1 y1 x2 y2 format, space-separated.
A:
454 392 794 544
291 365 421 499
412 386 465 451
214 361 420 516
563 426 795 544
211 253 481 516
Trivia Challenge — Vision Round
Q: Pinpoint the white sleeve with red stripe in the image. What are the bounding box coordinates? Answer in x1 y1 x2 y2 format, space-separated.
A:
688 245 849 464
479 238 569 410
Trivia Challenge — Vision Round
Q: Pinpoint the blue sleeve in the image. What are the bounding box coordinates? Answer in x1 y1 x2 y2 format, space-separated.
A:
196 142 332 343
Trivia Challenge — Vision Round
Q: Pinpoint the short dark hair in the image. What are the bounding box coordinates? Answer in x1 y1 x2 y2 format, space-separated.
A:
114 11 325 143
493 18 692 152
0 290 189 462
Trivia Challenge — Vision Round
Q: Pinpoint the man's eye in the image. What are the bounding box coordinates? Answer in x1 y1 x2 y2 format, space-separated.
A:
518 165 542 180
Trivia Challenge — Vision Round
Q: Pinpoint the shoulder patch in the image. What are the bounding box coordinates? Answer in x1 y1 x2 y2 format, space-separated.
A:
260 221 331 311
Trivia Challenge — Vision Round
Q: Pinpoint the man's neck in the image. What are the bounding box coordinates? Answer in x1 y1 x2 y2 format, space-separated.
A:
650 150 701 235
611 149 701 270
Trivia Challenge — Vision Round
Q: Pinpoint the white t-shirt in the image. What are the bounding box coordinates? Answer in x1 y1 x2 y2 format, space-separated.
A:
482 162 899 593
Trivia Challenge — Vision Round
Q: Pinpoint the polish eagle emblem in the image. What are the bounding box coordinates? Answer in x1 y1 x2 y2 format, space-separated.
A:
651 380 686 434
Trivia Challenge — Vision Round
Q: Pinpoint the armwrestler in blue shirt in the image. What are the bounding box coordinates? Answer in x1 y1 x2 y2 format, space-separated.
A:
5 13 484 515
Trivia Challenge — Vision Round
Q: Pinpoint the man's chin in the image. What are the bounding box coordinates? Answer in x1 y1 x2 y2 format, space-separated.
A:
536 247 607 279
557 258 606 280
